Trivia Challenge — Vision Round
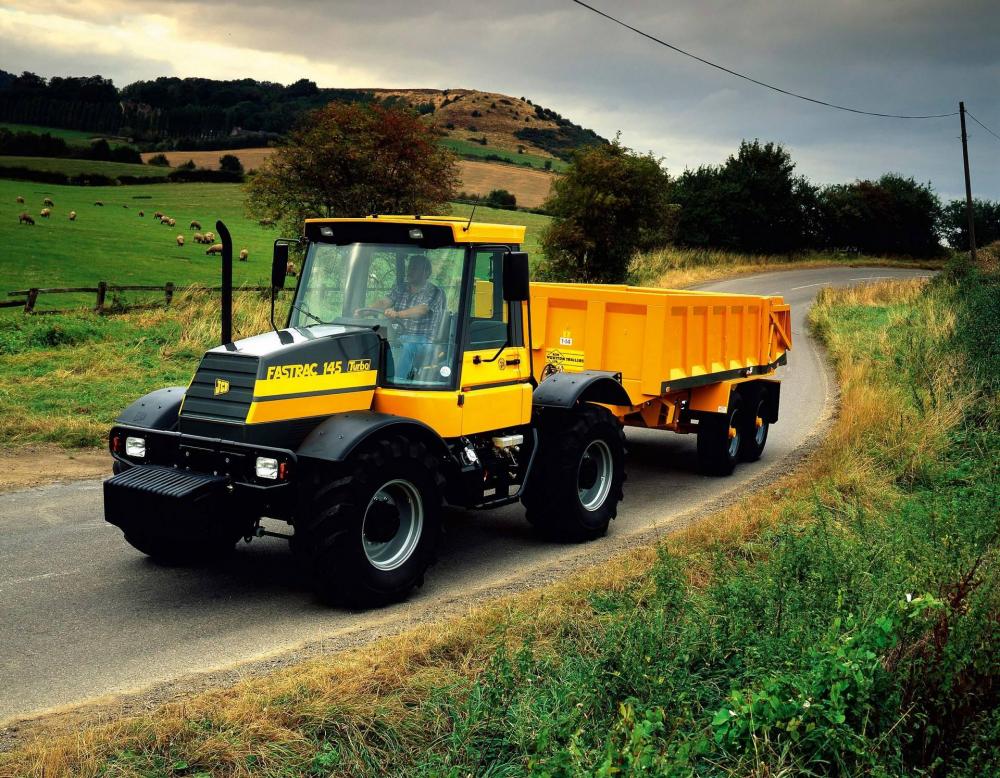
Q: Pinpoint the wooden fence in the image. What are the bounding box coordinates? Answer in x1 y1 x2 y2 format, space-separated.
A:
4 283 275 314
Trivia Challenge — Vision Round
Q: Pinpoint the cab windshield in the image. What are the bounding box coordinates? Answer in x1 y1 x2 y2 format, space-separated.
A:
291 242 466 388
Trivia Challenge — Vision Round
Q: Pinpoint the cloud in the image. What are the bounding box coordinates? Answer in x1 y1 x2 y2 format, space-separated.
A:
0 0 997 198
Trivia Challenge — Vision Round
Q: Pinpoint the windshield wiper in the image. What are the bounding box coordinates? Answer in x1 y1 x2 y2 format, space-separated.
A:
290 303 327 326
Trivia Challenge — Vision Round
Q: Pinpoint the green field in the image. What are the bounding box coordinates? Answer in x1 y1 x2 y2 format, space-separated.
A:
0 155 167 178
440 138 568 172
0 178 551 310
0 122 133 148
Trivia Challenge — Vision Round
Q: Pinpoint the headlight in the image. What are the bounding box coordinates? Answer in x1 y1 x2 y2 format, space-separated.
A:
255 456 279 480
125 436 146 458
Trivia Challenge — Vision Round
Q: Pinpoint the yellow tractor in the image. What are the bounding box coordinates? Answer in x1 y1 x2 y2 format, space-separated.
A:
105 216 791 606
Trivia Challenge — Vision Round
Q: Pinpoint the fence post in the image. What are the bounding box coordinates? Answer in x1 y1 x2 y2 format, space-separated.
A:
95 281 107 312
25 288 38 314
164 282 174 306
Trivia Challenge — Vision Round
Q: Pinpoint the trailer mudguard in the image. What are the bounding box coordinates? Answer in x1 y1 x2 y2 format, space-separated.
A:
295 411 450 464
116 386 186 431
742 379 781 423
532 369 631 409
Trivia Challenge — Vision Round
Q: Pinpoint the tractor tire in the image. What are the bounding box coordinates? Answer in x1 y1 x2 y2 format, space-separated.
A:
522 404 626 542
294 436 443 608
738 389 770 462
697 393 743 476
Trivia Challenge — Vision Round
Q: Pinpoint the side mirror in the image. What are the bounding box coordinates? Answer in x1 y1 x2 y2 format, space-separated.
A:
271 243 289 290
502 251 530 301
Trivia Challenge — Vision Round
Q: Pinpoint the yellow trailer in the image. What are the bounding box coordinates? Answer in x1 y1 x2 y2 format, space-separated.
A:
528 282 791 467
105 216 792 607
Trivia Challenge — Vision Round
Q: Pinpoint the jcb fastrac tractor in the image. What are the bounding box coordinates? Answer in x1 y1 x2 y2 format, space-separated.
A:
105 216 791 606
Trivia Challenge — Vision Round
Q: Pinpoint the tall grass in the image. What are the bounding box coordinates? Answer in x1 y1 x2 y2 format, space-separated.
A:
2 268 996 774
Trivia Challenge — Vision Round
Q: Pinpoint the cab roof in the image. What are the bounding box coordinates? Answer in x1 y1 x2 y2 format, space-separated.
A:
304 216 526 245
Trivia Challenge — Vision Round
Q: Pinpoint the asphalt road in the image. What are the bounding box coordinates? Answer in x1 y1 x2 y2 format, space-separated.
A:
0 266 932 723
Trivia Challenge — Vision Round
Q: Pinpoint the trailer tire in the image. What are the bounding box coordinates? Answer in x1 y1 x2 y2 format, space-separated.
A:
697 393 743 476
522 404 626 542
294 436 443 608
738 391 770 462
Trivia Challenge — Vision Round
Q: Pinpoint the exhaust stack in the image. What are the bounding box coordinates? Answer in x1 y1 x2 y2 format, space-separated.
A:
216 220 233 345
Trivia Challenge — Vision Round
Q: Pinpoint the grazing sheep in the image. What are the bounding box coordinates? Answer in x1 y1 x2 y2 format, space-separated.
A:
206 243 223 255
176 235 185 246
160 216 171 224
16 196 24 204
40 208 51 218
94 201 104 206
193 232 204 243
153 211 163 219
286 260 297 277
189 220 201 230
19 212 35 225
258 218 275 227
168 218 176 227
68 211 77 221
138 210 144 217
122 204 129 209
43 197 54 207
204 231 215 242
239 248 249 262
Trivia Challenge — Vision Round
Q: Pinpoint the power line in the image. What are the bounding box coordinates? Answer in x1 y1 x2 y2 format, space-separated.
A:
965 109 1000 142
568 0 959 120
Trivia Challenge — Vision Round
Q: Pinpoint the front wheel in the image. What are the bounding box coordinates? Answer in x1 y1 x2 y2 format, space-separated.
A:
697 393 743 476
294 436 443 608
522 404 626 542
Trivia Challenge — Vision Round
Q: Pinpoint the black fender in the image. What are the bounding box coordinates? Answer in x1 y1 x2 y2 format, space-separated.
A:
115 386 186 430
738 379 780 423
295 411 451 464
532 369 631 409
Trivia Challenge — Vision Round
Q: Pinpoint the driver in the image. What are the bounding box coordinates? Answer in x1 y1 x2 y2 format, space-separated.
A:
366 254 445 381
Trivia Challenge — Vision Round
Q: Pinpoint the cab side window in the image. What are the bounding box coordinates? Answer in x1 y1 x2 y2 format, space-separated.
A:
466 249 508 351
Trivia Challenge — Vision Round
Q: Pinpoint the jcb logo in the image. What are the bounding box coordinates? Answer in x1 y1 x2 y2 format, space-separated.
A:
214 378 230 395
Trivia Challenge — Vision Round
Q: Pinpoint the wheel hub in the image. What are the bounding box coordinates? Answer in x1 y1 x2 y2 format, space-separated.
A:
362 479 424 571
364 499 401 543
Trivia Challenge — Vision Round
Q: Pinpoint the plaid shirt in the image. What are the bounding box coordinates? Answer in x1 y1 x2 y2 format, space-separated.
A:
390 282 445 338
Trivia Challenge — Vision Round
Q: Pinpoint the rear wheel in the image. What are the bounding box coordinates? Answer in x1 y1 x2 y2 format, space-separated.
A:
738 390 770 462
294 436 443 608
697 393 743 476
522 404 626 542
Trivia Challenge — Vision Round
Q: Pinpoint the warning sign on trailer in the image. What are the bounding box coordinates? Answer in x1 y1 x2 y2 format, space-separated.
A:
544 348 585 372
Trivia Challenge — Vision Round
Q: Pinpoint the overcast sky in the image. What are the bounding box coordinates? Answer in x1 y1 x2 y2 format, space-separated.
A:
2 0 998 199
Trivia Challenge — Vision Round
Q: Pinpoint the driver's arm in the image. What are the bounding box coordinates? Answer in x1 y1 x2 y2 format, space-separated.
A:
386 303 429 320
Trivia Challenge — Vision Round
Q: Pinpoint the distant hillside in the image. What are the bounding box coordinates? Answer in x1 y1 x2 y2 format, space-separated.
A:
0 71 607 163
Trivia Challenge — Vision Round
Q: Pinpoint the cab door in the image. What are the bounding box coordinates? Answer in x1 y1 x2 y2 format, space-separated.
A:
458 247 533 435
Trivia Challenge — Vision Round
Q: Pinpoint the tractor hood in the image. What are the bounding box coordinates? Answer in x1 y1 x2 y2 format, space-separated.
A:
178 325 381 443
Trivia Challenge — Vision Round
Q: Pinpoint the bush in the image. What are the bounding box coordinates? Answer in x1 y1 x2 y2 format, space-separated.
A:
218 153 244 175
484 189 516 210
146 153 170 166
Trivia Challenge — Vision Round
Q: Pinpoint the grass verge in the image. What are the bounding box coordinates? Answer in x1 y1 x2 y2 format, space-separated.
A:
629 246 944 288
2 265 995 775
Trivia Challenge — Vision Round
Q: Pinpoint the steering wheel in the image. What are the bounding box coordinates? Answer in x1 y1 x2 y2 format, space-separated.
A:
355 307 386 319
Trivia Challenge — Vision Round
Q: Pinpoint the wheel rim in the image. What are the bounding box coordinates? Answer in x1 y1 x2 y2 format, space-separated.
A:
578 439 613 511
362 479 423 571
728 412 742 460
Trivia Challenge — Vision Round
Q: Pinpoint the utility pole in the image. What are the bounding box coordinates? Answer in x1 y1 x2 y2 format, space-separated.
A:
959 102 977 263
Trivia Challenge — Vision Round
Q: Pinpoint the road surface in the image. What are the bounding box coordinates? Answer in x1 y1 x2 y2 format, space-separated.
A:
0 266 931 723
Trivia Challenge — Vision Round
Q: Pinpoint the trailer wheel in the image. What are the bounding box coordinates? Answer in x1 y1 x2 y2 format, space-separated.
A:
522 404 626 542
697 393 743 476
738 391 770 462
294 436 443 608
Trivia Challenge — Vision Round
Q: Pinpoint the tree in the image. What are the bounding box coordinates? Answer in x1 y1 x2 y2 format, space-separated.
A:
245 102 458 231
673 140 816 254
819 174 943 257
539 137 675 283
146 153 170 166
941 198 1000 251
485 189 517 209
218 154 245 175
